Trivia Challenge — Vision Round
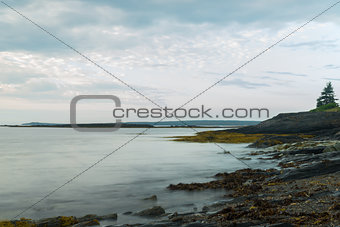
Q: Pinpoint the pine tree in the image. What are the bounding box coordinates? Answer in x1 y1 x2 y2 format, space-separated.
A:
316 82 338 107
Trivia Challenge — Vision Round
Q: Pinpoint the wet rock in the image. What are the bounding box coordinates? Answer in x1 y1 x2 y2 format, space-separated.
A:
335 131 340 139
139 222 177 227
136 206 165 217
183 223 217 227
268 224 294 227
98 213 117 220
74 219 100 227
271 140 337 152
323 143 340 152
36 216 78 227
279 159 340 181
78 214 98 222
143 195 157 201
1 219 36 227
168 169 278 191
239 157 251 160
202 200 231 213
123 211 132 215
249 135 305 148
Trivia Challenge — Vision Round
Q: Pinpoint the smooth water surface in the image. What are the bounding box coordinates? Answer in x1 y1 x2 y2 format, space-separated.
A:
0 127 269 224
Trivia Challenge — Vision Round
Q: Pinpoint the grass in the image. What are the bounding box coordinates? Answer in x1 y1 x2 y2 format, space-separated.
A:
172 130 313 144
310 103 340 112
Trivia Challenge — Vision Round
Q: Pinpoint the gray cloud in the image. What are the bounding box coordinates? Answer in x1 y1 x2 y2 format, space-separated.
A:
1 0 340 53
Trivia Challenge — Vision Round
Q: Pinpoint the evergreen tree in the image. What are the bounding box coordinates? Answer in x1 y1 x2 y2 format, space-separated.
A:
316 82 338 107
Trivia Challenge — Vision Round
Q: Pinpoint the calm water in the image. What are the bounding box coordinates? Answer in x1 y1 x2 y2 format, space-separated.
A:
0 127 270 224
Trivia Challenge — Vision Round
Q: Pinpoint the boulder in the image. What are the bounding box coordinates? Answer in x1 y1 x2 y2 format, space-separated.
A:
98 213 117 220
136 206 165 217
143 195 157 201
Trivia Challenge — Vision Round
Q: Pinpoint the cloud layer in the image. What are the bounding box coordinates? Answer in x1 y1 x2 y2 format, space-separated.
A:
1 0 340 123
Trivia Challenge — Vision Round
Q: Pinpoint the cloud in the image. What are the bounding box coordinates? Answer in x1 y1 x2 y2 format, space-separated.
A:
324 64 340 69
220 78 270 89
265 71 307 77
1 0 340 53
1 0 340 123
281 39 339 50
324 77 340 81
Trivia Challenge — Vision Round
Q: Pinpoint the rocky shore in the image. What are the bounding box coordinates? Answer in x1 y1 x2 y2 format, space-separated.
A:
2 140 339 227
173 111 340 147
1 111 339 227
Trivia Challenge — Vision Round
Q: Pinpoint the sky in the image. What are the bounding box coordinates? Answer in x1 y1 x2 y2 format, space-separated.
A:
1 0 340 124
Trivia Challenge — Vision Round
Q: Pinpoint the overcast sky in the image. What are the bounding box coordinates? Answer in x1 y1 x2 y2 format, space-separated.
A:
1 0 340 124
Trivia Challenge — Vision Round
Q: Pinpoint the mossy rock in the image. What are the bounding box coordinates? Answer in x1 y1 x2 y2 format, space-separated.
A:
249 135 307 148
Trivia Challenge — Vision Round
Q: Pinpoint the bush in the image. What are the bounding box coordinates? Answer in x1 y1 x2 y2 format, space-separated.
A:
311 103 339 112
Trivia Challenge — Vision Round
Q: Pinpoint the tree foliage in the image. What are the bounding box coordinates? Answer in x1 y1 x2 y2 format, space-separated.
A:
316 82 338 107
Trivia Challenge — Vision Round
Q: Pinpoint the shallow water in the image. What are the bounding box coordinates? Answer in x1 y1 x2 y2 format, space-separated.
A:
0 127 270 224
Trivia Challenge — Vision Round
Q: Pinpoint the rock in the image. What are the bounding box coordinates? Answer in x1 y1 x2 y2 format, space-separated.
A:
239 157 251 160
74 219 100 227
184 223 217 227
279 159 340 181
323 143 340 152
123 211 132 215
136 206 165 217
98 213 117 220
36 216 78 227
233 112 340 135
248 135 305 148
335 131 340 139
143 195 157 201
268 224 294 227
335 143 340 150
139 223 177 227
78 214 98 222
1 219 36 227
78 213 117 222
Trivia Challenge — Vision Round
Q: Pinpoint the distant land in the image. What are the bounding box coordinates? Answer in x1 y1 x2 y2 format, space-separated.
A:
2 120 261 128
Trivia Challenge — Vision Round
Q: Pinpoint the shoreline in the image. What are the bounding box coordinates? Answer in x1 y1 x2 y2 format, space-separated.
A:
1 111 339 226
1 140 339 227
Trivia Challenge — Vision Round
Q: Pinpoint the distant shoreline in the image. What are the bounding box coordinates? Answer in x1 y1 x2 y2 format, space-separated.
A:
0 120 260 129
1 124 243 129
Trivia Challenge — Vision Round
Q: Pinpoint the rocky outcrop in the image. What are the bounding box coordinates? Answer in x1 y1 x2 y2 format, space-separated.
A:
279 159 340 181
232 111 340 135
143 195 158 201
136 206 166 217
248 135 306 148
